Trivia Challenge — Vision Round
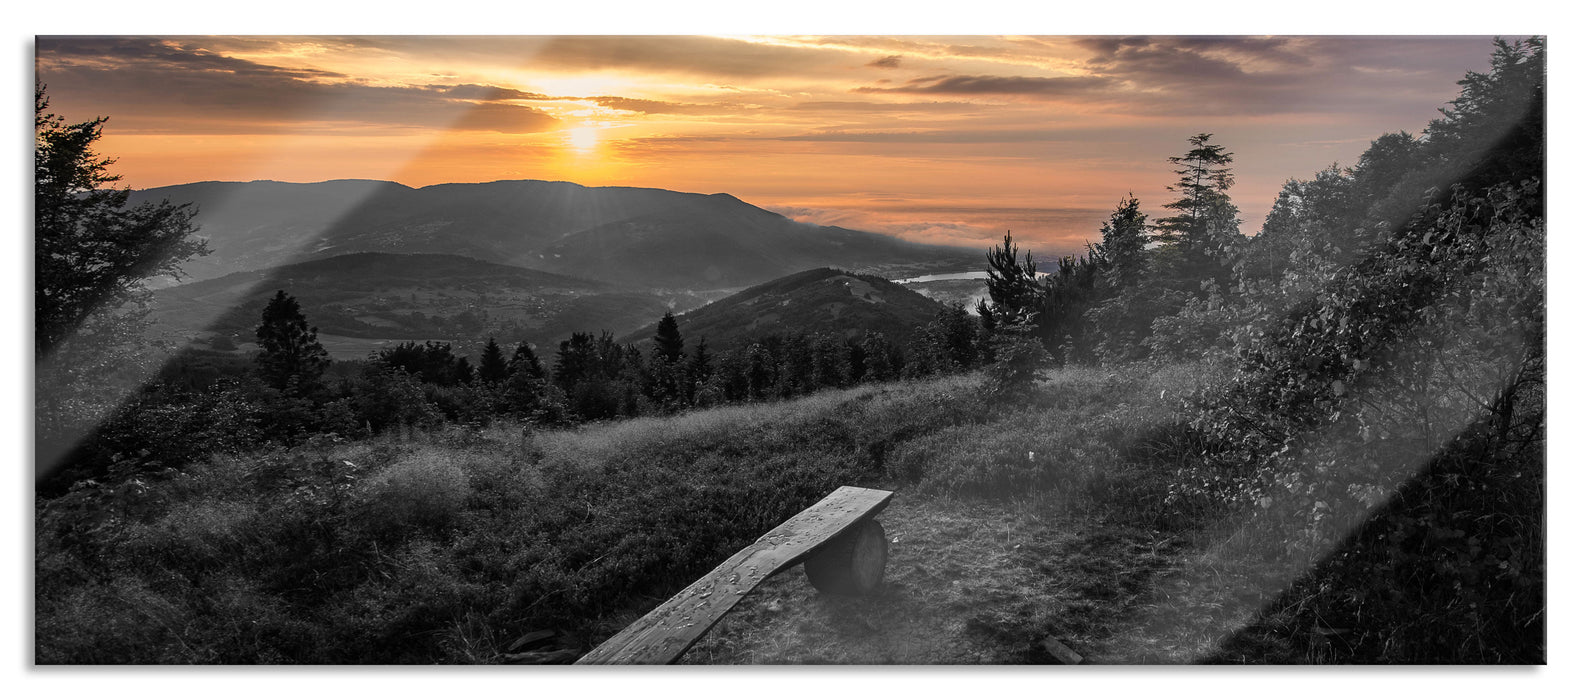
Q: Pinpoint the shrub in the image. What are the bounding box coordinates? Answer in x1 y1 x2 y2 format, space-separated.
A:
356 448 472 535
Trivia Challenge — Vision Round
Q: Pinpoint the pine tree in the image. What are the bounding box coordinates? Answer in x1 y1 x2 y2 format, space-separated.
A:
689 335 712 383
652 311 685 364
554 332 597 393
1154 133 1241 284
508 342 546 380
977 231 1043 328
975 232 1052 395
254 290 329 393
1092 194 1149 286
858 331 895 382
478 337 509 384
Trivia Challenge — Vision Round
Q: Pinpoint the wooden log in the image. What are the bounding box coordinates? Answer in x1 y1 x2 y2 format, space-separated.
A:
804 518 888 596
507 628 557 652
575 486 893 665
1041 636 1083 665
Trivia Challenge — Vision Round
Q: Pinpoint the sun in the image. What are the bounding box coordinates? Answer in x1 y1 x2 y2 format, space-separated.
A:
567 126 600 152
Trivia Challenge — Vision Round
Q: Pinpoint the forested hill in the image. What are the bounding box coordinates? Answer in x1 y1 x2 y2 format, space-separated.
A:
148 252 670 351
620 267 947 352
128 179 981 289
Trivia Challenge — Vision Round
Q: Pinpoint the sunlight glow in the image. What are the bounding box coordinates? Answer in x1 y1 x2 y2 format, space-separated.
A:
567 126 600 152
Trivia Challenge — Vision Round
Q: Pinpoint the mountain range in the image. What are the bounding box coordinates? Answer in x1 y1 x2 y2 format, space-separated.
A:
148 252 678 359
135 179 987 358
131 179 980 289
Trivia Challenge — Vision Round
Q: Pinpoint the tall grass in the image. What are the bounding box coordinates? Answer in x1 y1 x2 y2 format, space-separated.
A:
35 373 997 663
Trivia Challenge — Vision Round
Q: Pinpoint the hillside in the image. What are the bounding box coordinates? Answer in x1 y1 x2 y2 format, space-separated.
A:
36 366 1221 664
148 252 675 357
621 267 947 351
129 179 982 289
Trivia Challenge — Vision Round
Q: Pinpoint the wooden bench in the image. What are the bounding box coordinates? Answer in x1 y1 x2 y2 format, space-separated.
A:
574 485 894 665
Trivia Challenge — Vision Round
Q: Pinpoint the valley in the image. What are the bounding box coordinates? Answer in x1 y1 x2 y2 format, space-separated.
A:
141 179 981 359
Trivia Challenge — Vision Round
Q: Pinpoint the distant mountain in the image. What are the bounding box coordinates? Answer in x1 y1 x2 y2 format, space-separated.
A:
130 179 982 289
621 267 947 353
148 252 676 358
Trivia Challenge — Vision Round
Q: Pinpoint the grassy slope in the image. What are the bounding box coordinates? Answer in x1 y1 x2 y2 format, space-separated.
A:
43 360 1483 664
681 364 1216 664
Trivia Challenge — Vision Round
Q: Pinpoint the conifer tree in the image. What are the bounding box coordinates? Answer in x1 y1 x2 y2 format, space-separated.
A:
1092 194 1149 286
254 290 329 393
1154 133 1241 284
858 331 895 382
977 231 1043 328
478 337 509 384
689 335 712 383
652 311 685 364
509 342 546 380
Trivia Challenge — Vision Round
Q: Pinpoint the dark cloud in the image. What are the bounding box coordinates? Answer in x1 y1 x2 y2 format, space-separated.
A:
35 37 560 134
789 100 992 112
341 35 859 79
426 84 551 101
853 73 1116 96
590 96 737 115
868 54 902 69
38 36 346 80
1065 35 1495 117
779 128 1090 144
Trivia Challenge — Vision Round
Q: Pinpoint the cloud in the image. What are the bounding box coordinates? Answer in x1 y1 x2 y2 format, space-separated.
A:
789 100 989 112
867 54 903 69
590 96 738 115
778 128 1092 144
36 37 560 134
393 35 861 79
854 73 1116 96
426 83 552 101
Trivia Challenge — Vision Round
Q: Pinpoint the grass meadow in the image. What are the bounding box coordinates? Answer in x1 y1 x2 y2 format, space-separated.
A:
37 363 1231 664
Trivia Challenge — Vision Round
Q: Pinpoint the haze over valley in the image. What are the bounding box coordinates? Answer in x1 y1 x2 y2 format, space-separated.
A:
142 179 984 358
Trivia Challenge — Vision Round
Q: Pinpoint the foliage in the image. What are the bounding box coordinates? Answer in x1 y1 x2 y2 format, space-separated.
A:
981 317 1051 401
907 304 984 377
651 311 685 364
1036 252 1103 363
34 84 208 489
36 375 992 663
375 341 471 386
34 83 208 359
476 338 509 384
1154 133 1241 286
1092 194 1149 286
254 290 329 393
977 232 1043 328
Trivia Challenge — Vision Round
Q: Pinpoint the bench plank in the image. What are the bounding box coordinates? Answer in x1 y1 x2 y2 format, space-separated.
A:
574 485 893 665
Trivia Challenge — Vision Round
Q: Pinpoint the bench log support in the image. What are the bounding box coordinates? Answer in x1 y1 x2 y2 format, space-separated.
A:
574 485 893 665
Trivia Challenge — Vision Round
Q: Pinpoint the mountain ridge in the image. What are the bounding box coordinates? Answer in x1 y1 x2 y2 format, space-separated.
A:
148 251 678 358
620 267 946 353
128 178 982 289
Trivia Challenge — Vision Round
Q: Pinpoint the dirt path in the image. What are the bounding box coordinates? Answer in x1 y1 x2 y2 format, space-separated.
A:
677 491 1187 664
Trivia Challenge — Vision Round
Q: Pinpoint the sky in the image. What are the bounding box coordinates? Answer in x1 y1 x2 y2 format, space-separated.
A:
32 33 1507 256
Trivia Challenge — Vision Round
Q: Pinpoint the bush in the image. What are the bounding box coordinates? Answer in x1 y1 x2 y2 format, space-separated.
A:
356 447 472 535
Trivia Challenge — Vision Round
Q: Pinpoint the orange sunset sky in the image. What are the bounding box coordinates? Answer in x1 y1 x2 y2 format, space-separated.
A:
34 33 1505 255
